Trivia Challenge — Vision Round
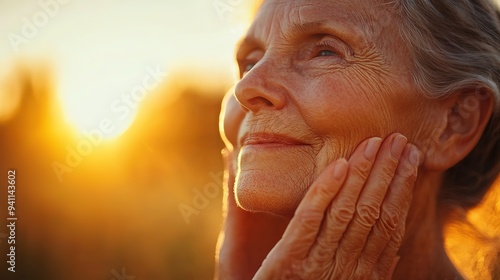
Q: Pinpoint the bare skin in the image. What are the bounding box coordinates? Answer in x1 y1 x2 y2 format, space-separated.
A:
215 0 494 278
217 94 462 280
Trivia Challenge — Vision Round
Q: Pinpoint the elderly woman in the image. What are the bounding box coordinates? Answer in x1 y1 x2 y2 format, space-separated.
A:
215 0 500 279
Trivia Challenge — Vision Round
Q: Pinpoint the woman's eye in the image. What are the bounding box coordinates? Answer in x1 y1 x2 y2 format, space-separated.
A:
243 63 256 74
317 50 337 57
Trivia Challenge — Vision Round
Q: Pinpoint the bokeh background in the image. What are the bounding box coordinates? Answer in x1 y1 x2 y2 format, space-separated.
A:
0 0 499 279
0 0 257 279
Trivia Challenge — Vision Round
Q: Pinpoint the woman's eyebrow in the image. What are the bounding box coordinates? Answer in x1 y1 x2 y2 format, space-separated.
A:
285 19 360 45
287 20 330 37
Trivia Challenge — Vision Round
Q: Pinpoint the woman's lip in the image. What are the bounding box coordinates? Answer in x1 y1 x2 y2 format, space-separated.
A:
241 133 308 146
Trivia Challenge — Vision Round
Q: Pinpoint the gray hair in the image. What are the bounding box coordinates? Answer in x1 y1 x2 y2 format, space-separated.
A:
397 0 500 208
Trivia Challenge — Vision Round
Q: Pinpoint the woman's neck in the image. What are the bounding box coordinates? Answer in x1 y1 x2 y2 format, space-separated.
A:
393 170 463 280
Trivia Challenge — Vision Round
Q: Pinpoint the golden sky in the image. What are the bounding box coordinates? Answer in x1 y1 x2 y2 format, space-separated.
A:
0 0 253 138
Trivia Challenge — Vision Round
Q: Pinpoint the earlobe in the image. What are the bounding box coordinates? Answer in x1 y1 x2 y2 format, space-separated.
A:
422 89 494 172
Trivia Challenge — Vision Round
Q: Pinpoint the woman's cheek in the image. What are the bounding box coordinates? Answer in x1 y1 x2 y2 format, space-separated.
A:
221 92 245 151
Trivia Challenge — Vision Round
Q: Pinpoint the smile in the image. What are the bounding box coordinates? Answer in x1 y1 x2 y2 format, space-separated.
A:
241 133 308 147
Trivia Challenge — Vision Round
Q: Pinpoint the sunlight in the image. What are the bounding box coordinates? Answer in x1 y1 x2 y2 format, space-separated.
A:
55 20 248 139
57 58 167 140
0 0 254 140
58 89 137 141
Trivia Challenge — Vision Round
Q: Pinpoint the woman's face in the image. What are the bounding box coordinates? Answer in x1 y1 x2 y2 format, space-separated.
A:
230 0 440 216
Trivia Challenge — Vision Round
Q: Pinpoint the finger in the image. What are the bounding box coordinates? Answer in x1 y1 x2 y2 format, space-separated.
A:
279 158 349 257
370 144 420 279
355 144 416 272
310 137 382 262
336 134 407 269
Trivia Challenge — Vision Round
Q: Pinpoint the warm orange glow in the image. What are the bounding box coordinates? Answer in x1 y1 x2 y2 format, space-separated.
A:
445 179 500 280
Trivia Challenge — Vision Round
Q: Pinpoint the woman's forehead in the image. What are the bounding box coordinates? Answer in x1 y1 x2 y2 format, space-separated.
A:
245 0 395 49
256 0 391 22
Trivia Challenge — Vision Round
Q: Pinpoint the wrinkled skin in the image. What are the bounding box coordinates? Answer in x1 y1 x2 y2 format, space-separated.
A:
232 0 437 216
215 0 493 279
218 93 418 279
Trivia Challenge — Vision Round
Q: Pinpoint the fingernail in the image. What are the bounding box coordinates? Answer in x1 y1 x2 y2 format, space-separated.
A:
408 145 420 166
333 158 347 179
364 137 382 160
391 134 407 159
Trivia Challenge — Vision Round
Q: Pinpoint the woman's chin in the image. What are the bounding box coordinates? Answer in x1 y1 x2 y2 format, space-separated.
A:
234 145 317 216
234 169 309 217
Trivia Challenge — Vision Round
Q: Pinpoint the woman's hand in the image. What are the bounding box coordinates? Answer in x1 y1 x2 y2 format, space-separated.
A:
253 134 421 280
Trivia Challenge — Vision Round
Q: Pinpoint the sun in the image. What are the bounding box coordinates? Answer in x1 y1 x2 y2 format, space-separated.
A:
58 63 172 140
57 65 145 140
60 99 137 141
40 0 257 140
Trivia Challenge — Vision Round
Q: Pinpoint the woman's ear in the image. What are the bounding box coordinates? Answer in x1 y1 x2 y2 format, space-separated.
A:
422 89 494 171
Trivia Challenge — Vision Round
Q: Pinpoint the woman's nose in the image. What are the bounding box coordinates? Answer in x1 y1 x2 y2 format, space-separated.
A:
234 60 287 113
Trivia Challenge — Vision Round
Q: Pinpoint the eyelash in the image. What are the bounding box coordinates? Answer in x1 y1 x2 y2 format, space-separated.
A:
243 62 255 73
313 41 339 57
